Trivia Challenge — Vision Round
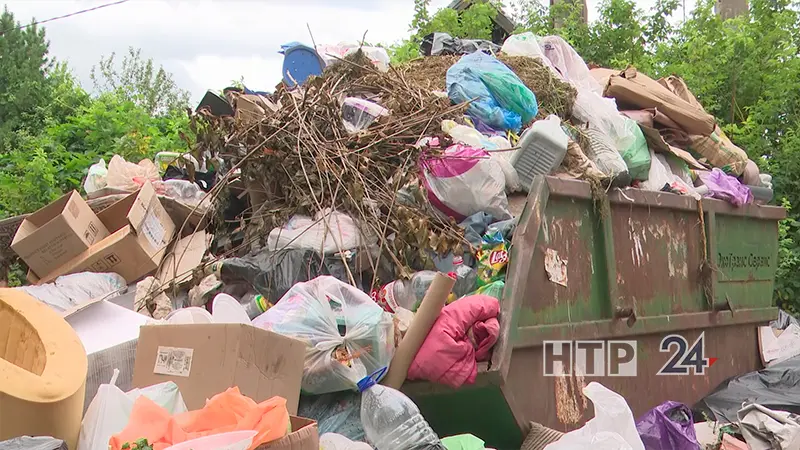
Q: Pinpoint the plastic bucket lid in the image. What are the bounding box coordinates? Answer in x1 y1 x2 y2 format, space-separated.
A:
281 44 324 87
164 430 257 450
166 307 213 324
212 293 251 324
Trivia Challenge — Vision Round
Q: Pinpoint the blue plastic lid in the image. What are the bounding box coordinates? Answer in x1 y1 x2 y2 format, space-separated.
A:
280 43 324 87
357 366 388 392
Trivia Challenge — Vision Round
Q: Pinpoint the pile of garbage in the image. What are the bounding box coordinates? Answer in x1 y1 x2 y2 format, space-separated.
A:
0 30 784 450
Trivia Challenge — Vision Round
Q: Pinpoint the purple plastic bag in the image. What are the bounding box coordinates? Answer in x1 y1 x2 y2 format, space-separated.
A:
698 168 753 206
636 401 701 450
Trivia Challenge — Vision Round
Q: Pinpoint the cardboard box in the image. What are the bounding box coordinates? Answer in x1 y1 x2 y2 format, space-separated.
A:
256 416 319 450
33 182 177 284
132 323 306 413
64 293 151 413
12 190 109 278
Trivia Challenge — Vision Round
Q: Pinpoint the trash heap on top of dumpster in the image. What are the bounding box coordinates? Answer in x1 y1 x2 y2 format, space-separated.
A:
0 32 782 450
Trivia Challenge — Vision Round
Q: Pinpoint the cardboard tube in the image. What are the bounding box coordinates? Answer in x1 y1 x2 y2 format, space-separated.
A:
382 272 456 389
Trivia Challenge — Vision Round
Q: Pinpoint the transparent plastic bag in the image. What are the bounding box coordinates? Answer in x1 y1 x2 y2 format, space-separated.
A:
545 382 645 450
105 155 160 192
420 144 511 221
501 32 549 63
584 125 630 185
18 272 127 312
161 179 210 209
317 43 390 72
441 121 520 192
0 437 66 450
320 433 373 450
252 276 396 394
342 98 390 134
78 370 187 450
84 159 108 195
267 210 372 254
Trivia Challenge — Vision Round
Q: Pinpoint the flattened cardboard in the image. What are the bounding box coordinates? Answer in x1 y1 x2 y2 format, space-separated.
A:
33 182 177 285
256 416 318 450
11 190 109 278
133 323 306 414
156 230 209 287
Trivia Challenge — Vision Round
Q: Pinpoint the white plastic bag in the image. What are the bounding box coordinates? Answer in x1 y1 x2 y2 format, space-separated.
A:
317 43 390 72
584 125 630 183
421 144 512 221
538 36 633 151
18 272 127 312
441 120 521 192
84 159 108 195
267 210 373 254
320 433 373 450
545 382 645 450
252 276 395 394
501 32 550 64
77 370 187 450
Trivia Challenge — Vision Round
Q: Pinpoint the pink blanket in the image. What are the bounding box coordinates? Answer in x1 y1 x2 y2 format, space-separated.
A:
408 294 500 388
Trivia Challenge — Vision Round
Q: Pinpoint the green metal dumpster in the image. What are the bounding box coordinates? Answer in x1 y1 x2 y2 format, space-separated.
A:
401 176 786 450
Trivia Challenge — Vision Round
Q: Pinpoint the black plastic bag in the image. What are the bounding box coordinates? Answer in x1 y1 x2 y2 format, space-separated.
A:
693 356 800 423
420 32 500 56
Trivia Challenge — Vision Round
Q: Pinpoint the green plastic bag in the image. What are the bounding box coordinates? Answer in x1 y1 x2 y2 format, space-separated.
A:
474 280 505 301
479 70 538 125
621 119 651 181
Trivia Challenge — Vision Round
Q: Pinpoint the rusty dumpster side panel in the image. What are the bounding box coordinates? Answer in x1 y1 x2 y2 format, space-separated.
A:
403 176 785 449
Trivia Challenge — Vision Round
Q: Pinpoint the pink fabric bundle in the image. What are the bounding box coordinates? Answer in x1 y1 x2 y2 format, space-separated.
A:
408 294 500 388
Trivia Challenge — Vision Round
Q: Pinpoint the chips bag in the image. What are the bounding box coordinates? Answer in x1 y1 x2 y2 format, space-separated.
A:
476 232 509 287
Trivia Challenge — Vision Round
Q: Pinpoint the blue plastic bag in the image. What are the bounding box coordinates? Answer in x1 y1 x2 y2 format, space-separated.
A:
446 51 537 132
636 401 701 450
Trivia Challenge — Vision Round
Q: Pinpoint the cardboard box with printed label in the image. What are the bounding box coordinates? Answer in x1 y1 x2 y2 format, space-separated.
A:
32 182 177 285
132 323 307 413
11 190 110 278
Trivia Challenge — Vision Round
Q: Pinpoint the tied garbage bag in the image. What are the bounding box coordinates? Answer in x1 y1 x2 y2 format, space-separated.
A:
446 51 537 132
545 382 645 450
252 276 395 395
84 159 108 195
635 401 701 450
420 144 512 222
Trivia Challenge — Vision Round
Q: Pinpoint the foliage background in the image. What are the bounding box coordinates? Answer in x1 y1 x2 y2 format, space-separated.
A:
3 0 800 311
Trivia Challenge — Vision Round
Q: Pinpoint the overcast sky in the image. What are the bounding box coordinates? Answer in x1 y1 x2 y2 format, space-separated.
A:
4 0 677 105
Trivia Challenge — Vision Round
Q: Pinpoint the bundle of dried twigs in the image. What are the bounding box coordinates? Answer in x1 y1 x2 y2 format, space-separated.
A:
197 51 470 284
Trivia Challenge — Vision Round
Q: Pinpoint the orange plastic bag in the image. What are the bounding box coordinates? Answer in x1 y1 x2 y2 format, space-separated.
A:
110 387 289 450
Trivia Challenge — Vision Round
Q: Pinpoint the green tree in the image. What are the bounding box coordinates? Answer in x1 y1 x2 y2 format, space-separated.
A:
91 47 190 116
0 7 53 141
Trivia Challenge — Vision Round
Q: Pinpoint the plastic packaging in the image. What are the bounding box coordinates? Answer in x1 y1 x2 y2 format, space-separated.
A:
544 382 645 450
252 276 396 394
0 437 66 450
342 98 390 134
476 232 509 287
84 159 108 195
320 433 373 450
501 32 549 62
161 179 209 209
240 292 273 319
473 280 505 301
165 306 213 324
635 401 700 450
421 144 511 221
760 173 773 189
421 32 501 57
105 155 160 192
317 43 391 72
446 51 537 132
692 357 800 424
358 368 441 450
697 168 753 206
372 268 474 314
510 115 569 191
298 391 365 442
538 36 633 151
584 124 631 186
78 370 187 450
18 272 127 313
620 119 651 181
211 293 251 324
163 431 257 450
441 120 521 192
267 210 370 254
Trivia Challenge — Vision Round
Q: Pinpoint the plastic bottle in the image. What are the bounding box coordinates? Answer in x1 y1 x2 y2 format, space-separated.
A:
372 268 475 313
359 368 440 450
509 115 569 191
240 292 272 319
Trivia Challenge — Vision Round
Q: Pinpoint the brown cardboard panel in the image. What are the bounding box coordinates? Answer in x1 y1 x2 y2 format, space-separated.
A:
133 323 306 414
257 417 319 450
11 191 109 278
